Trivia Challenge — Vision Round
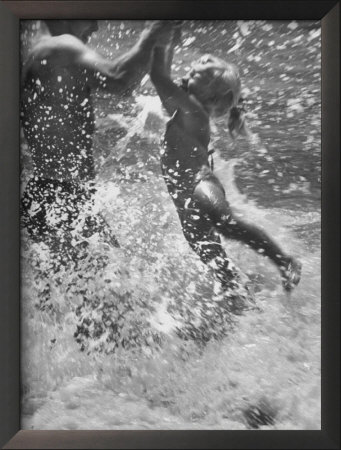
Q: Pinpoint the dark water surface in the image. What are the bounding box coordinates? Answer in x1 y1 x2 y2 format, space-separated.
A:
21 20 321 430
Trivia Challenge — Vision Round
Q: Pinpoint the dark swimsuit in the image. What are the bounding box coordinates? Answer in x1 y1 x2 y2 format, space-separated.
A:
161 111 222 213
160 112 237 276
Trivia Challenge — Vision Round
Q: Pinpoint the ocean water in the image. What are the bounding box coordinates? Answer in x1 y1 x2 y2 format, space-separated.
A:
20 20 321 430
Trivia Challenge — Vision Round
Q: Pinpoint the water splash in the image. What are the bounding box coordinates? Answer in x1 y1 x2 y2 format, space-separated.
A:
20 20 321 430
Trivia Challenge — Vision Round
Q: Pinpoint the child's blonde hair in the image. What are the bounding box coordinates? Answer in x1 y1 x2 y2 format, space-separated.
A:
188 54 246 138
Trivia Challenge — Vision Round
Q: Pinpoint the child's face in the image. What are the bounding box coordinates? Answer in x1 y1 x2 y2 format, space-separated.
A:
186 58 234 117
187 74 232 117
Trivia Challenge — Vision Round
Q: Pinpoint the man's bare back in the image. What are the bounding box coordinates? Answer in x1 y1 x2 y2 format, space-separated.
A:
22 37 95 180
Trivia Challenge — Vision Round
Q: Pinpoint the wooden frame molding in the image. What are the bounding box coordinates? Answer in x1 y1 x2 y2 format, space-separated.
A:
0 1 339 448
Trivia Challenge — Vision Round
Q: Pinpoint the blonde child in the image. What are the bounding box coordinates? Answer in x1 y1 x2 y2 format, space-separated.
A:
150 31 301 309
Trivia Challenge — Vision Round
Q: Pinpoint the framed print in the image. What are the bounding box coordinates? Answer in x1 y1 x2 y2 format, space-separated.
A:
1 1 339 449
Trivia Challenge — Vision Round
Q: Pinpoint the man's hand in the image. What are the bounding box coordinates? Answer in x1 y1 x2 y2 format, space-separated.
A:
154 21 182 50
145 20 174 47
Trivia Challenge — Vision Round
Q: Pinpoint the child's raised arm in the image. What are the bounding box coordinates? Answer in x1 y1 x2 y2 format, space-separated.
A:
150 27 202 117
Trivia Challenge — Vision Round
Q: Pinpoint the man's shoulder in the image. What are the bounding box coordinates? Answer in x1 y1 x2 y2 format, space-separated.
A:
24 34 88 77
31 33 85 58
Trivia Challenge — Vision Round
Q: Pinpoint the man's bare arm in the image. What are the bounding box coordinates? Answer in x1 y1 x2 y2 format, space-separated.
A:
81 22 174 95
28 22 173 96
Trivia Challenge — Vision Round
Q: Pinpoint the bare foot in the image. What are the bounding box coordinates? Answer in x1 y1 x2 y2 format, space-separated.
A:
280 257 302 291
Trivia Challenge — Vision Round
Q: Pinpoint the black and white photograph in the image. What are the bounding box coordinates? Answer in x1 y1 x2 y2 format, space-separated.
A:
20 19 321 430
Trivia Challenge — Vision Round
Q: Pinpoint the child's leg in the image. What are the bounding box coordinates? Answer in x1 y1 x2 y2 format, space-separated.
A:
221 217 302 290
192 176 301 290
179 205 254 312
180 209 240 290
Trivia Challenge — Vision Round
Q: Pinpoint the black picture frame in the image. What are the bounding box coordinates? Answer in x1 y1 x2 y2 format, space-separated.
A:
0 1 339 448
